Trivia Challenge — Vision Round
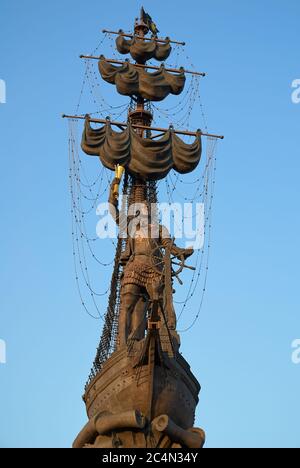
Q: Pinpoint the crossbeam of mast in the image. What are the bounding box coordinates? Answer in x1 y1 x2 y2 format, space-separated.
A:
62 114 224 139
102 29 186 46
79 55 206 77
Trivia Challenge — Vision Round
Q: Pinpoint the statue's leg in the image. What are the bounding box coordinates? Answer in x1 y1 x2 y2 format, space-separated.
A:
118 284 143 348
146 279 163 302
129 294 148 341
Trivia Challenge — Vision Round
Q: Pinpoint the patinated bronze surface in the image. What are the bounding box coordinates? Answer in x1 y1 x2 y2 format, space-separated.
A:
108 178 193 348
72 10 206 449
72 174 204 448
116 33 172 63
81 118 202 180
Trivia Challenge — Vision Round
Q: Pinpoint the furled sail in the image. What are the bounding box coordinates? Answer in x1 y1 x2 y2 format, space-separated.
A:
116 34 171 63
98 56 186 102
81 119 202 180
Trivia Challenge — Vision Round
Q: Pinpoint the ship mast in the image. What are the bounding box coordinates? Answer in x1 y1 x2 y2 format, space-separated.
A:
128 12 152 136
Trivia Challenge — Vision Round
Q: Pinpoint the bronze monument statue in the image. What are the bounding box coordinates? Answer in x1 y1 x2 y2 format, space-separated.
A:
108 177 194 349
63 8 223 449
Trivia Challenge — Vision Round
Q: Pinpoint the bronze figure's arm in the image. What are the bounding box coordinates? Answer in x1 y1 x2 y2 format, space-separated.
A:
108 177 120 225
120 240 132 267
160 225 194 259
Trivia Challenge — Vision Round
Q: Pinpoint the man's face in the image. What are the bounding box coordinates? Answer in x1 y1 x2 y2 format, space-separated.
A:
127 203 150 237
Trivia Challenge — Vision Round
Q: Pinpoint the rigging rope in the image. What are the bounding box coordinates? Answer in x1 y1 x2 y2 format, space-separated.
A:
67 32 219 383
68 119 117 322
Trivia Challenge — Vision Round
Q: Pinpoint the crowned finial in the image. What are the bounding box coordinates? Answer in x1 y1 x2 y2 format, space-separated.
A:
134 7 149 36
139 7 159 37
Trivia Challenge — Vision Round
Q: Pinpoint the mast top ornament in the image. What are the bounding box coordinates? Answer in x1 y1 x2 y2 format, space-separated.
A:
63 9 223 180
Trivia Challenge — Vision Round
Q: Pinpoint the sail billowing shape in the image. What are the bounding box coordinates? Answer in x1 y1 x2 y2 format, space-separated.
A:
81 119 202 180
116 34 171 63
99 57 186 101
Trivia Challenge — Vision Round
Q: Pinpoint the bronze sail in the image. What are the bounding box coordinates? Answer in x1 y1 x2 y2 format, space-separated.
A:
116 33 172 63
99 56 186 101
81 119 202 180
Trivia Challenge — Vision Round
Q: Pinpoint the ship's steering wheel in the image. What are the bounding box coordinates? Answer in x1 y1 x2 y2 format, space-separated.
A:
169 253 192 285
150 245 195 285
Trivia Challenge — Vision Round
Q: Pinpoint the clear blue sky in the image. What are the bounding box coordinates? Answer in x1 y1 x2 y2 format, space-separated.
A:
0 0 299 448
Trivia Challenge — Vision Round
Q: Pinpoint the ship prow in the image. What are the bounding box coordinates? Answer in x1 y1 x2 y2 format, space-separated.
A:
73 328 204 449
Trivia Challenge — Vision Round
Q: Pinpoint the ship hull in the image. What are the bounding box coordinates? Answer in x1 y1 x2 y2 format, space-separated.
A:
74 341 204 448
85 345 200 429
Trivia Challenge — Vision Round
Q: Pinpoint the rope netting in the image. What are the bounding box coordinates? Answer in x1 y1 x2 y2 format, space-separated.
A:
67 31 219 384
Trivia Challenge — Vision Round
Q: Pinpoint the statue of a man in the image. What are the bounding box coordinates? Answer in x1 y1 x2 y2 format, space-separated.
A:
109 177 193 348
